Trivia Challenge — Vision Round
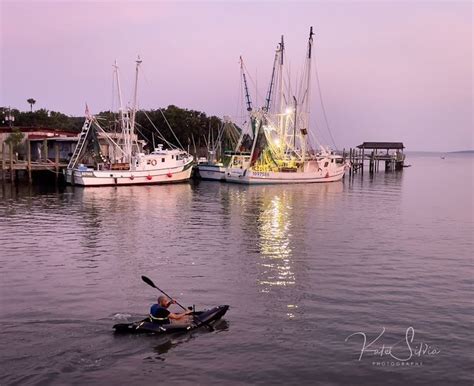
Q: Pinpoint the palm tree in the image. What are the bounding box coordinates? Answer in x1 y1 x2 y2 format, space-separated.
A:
27 98 36 112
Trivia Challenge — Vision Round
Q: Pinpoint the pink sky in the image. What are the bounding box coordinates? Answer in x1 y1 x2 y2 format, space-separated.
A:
0 1 472 151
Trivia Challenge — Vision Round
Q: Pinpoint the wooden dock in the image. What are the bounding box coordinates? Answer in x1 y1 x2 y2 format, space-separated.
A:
0 141 68 183
343 142 405 176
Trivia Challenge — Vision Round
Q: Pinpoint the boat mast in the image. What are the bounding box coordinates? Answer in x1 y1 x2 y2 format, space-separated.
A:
293 96 297 150
234 57 253 152
131 56 142 127
277 35 285 142
113 61 125 130
113 61 127 163
278 35 285 109
240 56 253 113
129 56 142 160
264 44 280 112
301 27 314 160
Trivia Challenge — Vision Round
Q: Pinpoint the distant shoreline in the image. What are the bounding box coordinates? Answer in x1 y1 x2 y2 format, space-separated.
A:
405 150 474 154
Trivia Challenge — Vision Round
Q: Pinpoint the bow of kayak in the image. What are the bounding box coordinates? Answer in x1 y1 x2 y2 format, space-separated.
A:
113 305 229 334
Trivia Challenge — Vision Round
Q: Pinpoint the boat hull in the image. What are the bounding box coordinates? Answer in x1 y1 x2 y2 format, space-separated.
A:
113 305 229 334
66 162 193 186
196 164 226 181
225 167 347 184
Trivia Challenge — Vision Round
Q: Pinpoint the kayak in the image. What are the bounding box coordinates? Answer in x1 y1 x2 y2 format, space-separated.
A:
113 305 229 334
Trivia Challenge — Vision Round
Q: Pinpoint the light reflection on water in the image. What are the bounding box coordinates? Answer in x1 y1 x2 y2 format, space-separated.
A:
257 191 295 290
253 183 344 320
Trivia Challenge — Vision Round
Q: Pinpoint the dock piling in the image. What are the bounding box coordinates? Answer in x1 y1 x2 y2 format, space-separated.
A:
1 142 5 182
27 139 32 183
9 143 14 183
54 143 59 181
42 139 48 162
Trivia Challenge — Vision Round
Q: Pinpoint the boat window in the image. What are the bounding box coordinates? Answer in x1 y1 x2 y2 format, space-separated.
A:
324 162 329 167
162 158 165 162
147 160 151 165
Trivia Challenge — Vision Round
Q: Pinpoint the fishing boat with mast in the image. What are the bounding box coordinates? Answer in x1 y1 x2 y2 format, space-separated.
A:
195 140 226 181
195 116 244 181
65 58 193 186
195 57 259 181
225 27 349 184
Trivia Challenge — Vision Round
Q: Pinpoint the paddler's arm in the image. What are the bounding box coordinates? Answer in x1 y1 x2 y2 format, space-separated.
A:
168 310 193 320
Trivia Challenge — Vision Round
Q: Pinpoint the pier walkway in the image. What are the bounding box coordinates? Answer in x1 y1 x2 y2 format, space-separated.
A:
343 142 405 175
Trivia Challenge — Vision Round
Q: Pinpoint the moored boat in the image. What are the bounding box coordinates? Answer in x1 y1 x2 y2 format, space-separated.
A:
195 118 243 181
224 28 349 185
66 58 193 186
225 152 347 184
66 144 193 186
196 161 226 181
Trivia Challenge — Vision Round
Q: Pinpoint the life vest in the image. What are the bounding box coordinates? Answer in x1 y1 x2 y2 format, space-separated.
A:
148 313 169 323
149 304 170 324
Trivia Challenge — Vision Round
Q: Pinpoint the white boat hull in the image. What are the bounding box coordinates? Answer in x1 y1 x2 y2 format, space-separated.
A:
225 167 347 184
196 164 226 181
66 163 193 186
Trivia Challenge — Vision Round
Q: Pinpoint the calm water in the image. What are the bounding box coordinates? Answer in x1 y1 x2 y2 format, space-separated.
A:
0 153 472 385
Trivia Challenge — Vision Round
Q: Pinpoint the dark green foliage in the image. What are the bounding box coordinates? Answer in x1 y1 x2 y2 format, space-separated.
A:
0 107 84 131
5 128 25 153
0 105 241 153
96 105 240 152
134 105 222 151
5 128 24 145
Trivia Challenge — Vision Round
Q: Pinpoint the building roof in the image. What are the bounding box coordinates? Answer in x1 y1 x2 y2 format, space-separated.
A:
0 127 78 136
28 135 79 142
357 142 405 150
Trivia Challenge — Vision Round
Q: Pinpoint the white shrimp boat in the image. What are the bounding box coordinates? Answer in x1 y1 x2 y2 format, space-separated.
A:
66 144 193 186
226 154 347 184
65 58 193 186
196 160 226 181
195 117 242 181
225 28 349 185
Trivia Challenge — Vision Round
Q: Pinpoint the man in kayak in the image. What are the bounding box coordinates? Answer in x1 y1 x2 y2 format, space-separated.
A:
149 295 192 324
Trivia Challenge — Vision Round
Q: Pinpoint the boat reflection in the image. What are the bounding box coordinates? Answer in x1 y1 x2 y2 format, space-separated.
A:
68 184 194 273
72 183 193 242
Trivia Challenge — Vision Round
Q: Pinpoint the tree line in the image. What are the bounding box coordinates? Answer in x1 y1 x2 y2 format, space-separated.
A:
0 107 84 131
0 105 239 153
